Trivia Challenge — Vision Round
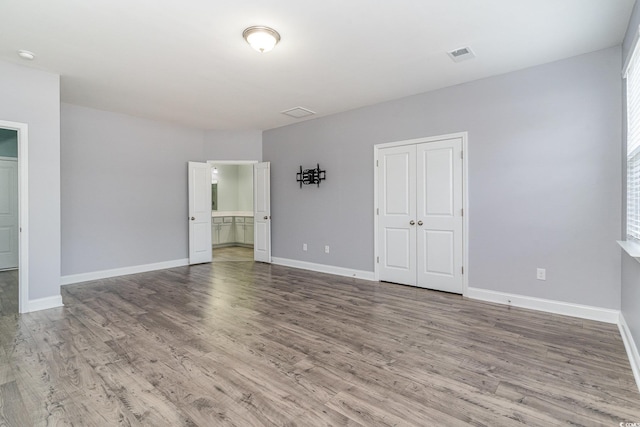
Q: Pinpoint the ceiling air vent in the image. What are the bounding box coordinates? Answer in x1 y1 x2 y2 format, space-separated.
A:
281 106 316 119
447 47 475 63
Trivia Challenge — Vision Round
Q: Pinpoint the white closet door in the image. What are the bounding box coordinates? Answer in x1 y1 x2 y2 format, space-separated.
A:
416 138 463 293
378 145 416 286
0 159 18 270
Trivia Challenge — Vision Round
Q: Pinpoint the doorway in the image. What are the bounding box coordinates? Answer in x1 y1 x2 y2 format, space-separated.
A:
209 162 256 258
0 120 29 314
188 160 271 265
374 132 469 295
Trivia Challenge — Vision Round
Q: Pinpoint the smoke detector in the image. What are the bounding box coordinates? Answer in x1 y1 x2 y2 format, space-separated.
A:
447 47 475 63
281 106 316 119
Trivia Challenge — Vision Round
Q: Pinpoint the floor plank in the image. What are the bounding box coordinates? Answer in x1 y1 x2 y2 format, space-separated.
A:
0 270 18 317
0 247 638 425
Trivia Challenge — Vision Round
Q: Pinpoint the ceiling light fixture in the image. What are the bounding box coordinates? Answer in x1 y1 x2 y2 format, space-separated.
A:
17 50 35 60
243 26 280 53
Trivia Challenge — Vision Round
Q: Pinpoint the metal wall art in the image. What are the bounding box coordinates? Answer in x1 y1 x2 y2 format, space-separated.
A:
296 164 326 188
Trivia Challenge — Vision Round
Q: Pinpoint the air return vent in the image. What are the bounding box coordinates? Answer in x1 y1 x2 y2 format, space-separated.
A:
447 47 475 63
281 106 316 119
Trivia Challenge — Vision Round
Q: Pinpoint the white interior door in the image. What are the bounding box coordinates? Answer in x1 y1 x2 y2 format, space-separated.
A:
188 161 212 264
378 145 416 285
377 137 464 294
254 162 271 263
0 158 18 270
416 139 463 293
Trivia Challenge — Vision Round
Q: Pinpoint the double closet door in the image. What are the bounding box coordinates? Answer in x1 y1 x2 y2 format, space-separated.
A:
377 137 463 293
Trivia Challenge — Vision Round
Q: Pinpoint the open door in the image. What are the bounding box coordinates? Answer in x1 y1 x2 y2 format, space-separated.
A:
0 158 18 270
188 161 212 264
253 162 271 263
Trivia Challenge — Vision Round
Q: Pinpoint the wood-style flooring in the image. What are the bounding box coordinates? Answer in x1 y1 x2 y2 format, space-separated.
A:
0 247 639 425
0 269 18 316
213 246 254 263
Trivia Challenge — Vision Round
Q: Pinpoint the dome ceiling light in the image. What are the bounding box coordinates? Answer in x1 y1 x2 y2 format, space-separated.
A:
243 26 281 53
17 50 35 60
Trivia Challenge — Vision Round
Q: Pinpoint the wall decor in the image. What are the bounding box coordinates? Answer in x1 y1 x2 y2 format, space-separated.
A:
296 164 326 188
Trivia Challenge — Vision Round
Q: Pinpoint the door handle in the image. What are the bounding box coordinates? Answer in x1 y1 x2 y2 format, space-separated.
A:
190 217 195 220
417 220 423 226
264 216 268 220
409 220 415 225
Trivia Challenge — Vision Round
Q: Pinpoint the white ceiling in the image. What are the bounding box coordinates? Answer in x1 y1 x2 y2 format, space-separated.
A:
0 0 634 130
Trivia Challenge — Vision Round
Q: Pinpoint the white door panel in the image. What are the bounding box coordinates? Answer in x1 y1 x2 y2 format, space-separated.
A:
384 228 412 269
384 152 412 215
416 139 463 292
0 159 18 269
254 162 271 263
423 230 454 275
423 147 455 216
378 145 416 285
188 162 212 264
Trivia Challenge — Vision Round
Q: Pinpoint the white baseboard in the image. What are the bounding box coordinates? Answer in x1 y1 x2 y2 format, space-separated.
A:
619 313 640 393
465 287 620 324
271 257 376 281
61 258 189 285
27 295 63 313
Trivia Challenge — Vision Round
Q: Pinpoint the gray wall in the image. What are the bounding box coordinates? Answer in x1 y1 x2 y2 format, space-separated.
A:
0 129 17 158
622 0 640 361
0 60 60 301
215 164 239 211
238 164 253 211
61 104 206 275
264 47 622 309
213 164 254 212
204 130 262 161
61 104 264 276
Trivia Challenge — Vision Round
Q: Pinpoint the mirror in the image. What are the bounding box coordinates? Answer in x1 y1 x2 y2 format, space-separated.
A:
211 183 218 211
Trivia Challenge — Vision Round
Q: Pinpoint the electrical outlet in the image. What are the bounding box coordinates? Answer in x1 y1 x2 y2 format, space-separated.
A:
303 243 307 251
536 268 546 281
324 245 330 254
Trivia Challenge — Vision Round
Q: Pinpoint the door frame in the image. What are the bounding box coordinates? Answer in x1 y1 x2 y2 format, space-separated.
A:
0 120 29 313
373 131 469 295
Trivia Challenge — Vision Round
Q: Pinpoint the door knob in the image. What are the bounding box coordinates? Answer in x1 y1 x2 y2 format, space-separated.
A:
409 220 415 225
190 217 195 220
264 216 268 220
417 220 423 226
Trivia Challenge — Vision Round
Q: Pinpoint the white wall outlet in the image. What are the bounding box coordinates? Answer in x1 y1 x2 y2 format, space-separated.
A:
324 245 330 254
536 268 546 281
303 243 307 251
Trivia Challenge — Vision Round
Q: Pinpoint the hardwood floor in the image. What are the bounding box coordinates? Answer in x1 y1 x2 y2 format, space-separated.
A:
0 270 18 316
0 249 639 425
213 246 254 262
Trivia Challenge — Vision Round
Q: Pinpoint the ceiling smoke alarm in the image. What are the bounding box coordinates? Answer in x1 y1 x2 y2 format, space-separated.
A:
447 47 475 63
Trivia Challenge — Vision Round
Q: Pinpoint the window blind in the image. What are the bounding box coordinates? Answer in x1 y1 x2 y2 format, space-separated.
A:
627 39 640 240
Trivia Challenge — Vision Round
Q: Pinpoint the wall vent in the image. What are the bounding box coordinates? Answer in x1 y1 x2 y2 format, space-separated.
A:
281 106 316 119
447 47 475 63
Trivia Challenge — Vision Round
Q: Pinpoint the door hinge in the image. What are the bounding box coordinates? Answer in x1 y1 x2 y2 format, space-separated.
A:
461 151 464 159
377 256 379 263
461 266 464 274
376 208 379 215
461 208 464 217
376 160 379 167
